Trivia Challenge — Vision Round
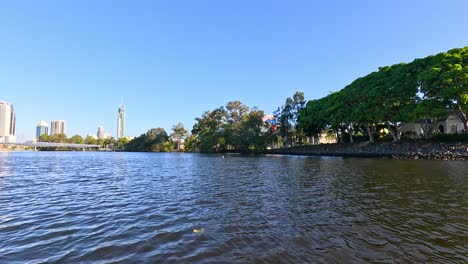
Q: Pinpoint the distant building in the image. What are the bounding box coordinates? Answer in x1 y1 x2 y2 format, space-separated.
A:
0 100 16 143
262 114 276 133
36 121 49 140
50 120 66 135
401 113 465 138
117 103 125 139
97 126 104 140
307 131 338 145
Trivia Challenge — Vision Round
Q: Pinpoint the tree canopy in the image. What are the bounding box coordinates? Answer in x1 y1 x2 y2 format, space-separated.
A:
125 127 171 152
298 46 468 142
190 101 271 153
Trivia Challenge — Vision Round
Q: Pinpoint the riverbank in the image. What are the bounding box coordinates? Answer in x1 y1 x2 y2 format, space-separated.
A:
265 141 468 160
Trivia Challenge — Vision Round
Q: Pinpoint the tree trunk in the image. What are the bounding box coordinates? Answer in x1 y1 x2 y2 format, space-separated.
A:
387 123 400 142
422 123 429 140
367 125 374 143
456 107 467 132
349 125 354 143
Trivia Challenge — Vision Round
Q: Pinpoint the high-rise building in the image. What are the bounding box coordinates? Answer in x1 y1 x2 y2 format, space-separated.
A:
117 103 125 139
97 126 104 140
50 120 66 135
36 121 49 140
0 100 16 143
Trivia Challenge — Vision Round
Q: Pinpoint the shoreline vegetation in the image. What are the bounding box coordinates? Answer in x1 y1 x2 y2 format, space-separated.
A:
12 46 468 160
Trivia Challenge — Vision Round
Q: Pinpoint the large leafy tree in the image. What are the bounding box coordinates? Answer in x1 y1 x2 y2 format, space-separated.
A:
38 134 50 142
418 47 468 131
191 107 227 153
298 46 467 142
84 135 98 145
191 101 270 153
49 133 67 143
238 108 267 152
126 128 170 152
68 135 84 144
171 123 188 151
274 91 306 146
116 137 129 149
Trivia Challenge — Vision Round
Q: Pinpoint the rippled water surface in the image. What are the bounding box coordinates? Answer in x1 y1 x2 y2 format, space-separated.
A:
0 152 467 263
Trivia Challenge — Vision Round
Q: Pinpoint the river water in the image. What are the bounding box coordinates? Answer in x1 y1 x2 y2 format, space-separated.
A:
0 152 467 263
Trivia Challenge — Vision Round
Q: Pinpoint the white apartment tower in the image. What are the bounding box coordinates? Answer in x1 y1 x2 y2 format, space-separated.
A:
97 126 104 140
50 120 66 135
0 100 16 143
117 103 125 139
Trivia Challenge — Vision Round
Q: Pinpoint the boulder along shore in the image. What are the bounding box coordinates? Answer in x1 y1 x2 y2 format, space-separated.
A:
264 142 468 160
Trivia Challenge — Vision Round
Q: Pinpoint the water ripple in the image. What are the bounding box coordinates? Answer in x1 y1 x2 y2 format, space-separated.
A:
0 152 467 263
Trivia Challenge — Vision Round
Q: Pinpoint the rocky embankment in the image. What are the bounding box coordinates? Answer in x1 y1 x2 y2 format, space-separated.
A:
265 142 468 160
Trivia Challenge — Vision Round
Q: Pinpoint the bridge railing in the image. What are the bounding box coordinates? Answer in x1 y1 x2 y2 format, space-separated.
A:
4 142 100 148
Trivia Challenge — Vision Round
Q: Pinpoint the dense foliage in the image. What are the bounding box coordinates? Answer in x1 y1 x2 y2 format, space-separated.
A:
38 133 127 149
273 91 306 146
189 101 270 153
125 128 172 152
298 47 468 142
125 124 189 152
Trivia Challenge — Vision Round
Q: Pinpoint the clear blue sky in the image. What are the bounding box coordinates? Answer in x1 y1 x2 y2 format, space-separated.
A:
1 0 467 142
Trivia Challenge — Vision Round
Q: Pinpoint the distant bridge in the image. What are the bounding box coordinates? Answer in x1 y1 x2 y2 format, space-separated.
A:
3 142 100 150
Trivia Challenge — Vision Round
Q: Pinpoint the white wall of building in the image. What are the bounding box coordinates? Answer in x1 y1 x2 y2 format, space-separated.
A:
0 101 16 143
51 120 66 135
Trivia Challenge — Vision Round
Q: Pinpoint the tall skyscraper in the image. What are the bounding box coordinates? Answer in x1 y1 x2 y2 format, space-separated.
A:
97 126 104 140
50 120 66 135
117 103 125 139
0 100 16 143
36 121 49 140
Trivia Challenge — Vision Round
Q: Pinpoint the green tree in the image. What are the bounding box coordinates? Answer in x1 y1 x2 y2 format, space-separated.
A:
190 101 271 153
49 133 67 143
191 107 227 153
103 137 117 149
171 123 188 151
126 128 170 152
146 128 169 151
183 134 198 152
84 135 98 145
412 99 448 139
418 47 468 131
239 108 267 152
68 135 84 144
38 134 50 142
116 137 129 149
274 91 307 146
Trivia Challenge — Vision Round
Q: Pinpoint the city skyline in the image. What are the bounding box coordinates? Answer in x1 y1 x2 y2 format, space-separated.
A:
2 1 468 142
0 99 128 142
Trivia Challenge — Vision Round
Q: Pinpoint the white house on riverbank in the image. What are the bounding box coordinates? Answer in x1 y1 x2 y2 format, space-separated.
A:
401 113 465 138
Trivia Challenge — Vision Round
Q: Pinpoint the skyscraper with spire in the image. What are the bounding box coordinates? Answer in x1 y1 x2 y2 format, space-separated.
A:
117 99 125 139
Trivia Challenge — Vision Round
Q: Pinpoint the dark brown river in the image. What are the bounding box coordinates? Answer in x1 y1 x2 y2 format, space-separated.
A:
0 152 467 263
